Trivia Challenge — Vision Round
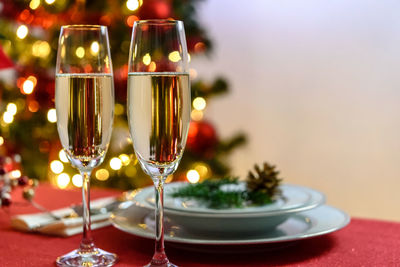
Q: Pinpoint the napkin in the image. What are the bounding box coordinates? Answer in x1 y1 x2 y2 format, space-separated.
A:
11 196 116 237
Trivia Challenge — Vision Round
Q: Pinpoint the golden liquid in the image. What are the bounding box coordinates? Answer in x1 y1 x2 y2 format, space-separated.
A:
128 73 190 168
55 74 114 168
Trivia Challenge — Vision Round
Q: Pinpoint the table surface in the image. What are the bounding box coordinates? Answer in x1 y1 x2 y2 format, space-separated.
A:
0 184 399 266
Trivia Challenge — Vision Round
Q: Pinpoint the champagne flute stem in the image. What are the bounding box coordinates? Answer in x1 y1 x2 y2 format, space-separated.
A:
151 177 168 265
80 171 94 252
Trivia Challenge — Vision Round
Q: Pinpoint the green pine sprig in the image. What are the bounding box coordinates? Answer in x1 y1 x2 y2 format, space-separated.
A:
171 177 273 209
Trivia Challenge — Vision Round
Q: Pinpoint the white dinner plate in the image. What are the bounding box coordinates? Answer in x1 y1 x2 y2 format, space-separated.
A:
142 183 325 215
111 203 350 245
122 184 325 234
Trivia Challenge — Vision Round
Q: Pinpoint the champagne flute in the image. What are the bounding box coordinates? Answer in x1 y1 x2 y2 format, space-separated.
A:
55 25 117 267
127 20 190 266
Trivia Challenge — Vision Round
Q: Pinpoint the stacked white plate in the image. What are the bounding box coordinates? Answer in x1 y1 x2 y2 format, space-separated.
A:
111 182 350 246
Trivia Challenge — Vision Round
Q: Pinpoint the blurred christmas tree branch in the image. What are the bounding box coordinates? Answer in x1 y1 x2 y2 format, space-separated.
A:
0 0 247 190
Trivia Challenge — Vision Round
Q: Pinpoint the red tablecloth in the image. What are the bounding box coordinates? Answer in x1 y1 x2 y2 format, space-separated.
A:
0 184 399 266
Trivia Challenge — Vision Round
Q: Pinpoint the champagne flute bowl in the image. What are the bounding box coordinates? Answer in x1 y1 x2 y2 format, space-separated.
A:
55 25 117 267
127 20 190 267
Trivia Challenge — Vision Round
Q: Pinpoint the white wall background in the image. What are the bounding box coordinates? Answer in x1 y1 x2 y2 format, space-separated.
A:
191 0 400 221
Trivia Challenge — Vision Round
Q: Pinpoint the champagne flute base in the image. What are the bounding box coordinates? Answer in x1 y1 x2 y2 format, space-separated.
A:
56 247 117 267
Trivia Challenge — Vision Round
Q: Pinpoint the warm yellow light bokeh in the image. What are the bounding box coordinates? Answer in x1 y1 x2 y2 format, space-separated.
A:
193 97 206 111
124 165 136 177
96 169 110 181
29 0 40 10
126 0 139 11
16 25 28 39
59 150 69 163
110 158 122 170
187 169 200 183
22 80 34 94
47 109 57 123
50 160 64 174
2 112 14 124
75 46 85 58
119 154 131 166
7 103 17 115
168 51 181 62
142 53 151 65
57 173 70 189
194 163 210 178
191 110 203 121
32 41 51 58
72 174 83 187
90 41 99 55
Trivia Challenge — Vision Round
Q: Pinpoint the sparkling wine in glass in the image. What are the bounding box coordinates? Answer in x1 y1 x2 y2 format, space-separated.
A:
127 20 190 266
55 25 117 267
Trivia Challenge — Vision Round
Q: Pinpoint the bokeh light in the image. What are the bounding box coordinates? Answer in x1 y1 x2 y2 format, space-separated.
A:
126 15 139 27
90 41 99 55
96 169 110 181
10 170 21 178
7 103 17 115
16 25 28 39
59 149 69 163
27 75 37 86
165 175 174 183
119 154 131 166
193 97 206 111
187 169 200 183
47 109 57 123
149 61 156 72
28 100 39 112
50 160 64 174
124 165 136 177
72 174 83 187
2 112 14 124
75 46 85 58
57 173 70 189
22 80 34 94
126 0 139 11
32 41 51 58
110 157 122 170
194 42 206 53
194 163 210 178
29 0 40 10
168 51 181 62
142 53 151 65
191 110 203 121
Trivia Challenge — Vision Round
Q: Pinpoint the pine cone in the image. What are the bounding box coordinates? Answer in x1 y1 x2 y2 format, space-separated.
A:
246 162 282 199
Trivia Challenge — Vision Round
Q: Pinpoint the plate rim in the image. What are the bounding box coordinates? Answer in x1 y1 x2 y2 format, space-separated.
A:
149 182 313 214
111 204 351 245
131 183 326 218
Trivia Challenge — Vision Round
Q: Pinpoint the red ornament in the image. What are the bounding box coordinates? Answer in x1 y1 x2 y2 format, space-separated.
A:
0 45 15 85
139 0 171 19
186 120 218 159
0 45 14 70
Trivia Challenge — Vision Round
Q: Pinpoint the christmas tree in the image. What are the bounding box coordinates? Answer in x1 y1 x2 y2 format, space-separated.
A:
0 0 246 190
